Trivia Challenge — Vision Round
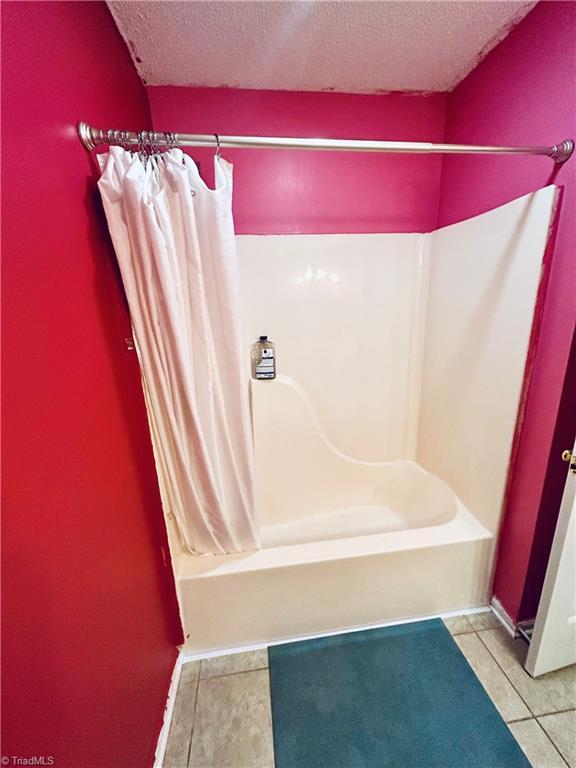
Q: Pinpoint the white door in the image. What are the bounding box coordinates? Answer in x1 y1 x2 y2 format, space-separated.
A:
525 439 576 677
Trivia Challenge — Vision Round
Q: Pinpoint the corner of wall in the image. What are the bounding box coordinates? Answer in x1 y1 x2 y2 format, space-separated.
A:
407 233 432 460
432 91 451 232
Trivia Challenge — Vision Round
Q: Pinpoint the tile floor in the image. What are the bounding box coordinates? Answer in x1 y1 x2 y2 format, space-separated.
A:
444 613 575 768
163 650 273 768
163 612 576 768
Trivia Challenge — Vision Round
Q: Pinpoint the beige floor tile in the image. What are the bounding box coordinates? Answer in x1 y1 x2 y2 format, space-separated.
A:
455 633 531 722
509 719 567 768
199 649 268 679
189 669 274 768
163 662 201 768
443 615 474 635
538 711 576 767
479 629 576 716
467 611 501 631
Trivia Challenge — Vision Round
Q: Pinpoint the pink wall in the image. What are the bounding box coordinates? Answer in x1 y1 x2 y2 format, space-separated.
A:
148 87 447 234
1 3 182 766
438 0 576 622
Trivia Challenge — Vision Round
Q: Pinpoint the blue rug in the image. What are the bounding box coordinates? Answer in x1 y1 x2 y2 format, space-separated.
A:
268 619 530 767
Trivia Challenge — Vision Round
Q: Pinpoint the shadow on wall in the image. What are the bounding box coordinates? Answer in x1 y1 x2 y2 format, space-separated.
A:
83 170 183 644
519 323 576 620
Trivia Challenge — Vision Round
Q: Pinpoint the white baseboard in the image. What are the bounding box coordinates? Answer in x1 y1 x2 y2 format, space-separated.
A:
490 596 517 637
154 650 185 768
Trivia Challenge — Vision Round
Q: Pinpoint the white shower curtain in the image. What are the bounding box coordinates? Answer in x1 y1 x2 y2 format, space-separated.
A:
97 146 260 555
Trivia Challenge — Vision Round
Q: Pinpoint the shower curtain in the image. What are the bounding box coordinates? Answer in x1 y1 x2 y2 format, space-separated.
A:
97 146 260 555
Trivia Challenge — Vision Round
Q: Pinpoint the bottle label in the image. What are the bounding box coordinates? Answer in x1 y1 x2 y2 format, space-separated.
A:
256 348 275 379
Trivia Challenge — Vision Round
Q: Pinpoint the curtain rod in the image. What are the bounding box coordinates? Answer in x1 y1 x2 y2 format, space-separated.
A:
77 122 574 164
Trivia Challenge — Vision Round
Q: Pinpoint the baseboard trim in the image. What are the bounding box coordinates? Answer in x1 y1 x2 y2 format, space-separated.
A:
516 620 535 645
154 649 185 768
490 596 517 637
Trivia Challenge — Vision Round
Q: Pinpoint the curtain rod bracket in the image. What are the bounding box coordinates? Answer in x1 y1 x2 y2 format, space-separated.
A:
550 139 574 164
78 121 97 150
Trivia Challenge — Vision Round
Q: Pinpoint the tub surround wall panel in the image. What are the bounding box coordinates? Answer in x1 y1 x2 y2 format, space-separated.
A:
171 192 554 652
1 3 181 766
252 381 457 540
418 187 558 535
148 87 446 235
237 234 424 463
437 0 576 623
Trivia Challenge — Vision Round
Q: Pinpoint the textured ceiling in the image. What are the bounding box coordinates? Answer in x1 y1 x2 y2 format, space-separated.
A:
108 1 537 93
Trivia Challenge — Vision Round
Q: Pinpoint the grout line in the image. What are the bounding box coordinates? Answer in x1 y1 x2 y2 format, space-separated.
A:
537 706 576 719
531 717 570 768
507 715 536 724
198 665 270 682
456 630 533 724
475 629 539 720
507 716 570 768
476 633 572 768
185 667 201 768
474 625 576 721
456 629 573 768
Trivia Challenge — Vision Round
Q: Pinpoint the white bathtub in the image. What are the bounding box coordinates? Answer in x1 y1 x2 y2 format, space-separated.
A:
176 377 492 652
260 456 460 547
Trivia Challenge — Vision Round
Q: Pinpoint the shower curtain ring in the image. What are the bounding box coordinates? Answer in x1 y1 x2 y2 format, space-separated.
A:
150 130 160 156
145 131 154 157
214 133 221 157
137 130 148 162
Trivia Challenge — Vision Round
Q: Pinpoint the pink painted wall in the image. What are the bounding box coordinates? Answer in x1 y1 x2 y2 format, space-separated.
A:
438 0 576 622
148 87 447 234
2 3 182 766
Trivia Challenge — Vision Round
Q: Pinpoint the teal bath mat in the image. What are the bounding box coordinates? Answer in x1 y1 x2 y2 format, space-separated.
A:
268 619 530 767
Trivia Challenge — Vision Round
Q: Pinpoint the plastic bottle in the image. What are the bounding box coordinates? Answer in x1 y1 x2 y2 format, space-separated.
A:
251 336 276 380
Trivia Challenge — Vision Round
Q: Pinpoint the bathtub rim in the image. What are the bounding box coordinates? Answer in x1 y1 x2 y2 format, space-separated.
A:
175 500 491 580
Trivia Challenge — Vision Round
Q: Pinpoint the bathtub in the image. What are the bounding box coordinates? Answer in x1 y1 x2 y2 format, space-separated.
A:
176 376 492 652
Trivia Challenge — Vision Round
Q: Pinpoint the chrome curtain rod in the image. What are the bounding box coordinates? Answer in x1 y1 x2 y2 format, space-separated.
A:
77 122 574 164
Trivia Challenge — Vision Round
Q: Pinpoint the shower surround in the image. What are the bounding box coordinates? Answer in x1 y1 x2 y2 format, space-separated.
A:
171 186 557 651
